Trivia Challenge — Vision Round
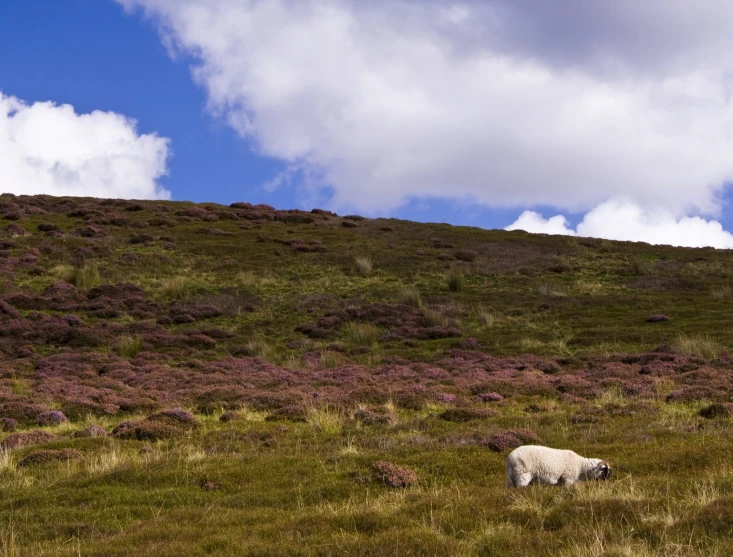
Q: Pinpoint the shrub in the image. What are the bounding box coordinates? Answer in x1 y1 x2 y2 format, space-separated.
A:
439 408 498 422
72 425 108 438
699 404 731 419
0 418 17 432
455 250 478 262
354 408 396 426
37 223 60 233
112 420 184 441
0 402 48 425
353 255 373 277
18 449 82 467
342 322 379 346
147 409 200 429
476 392 503 402
117 335 143 358
372 461 418 488
446 271 463 292
1 430 57 450
219 411 244 423
483 429 541 453
36 411 68 426
265 405 307 422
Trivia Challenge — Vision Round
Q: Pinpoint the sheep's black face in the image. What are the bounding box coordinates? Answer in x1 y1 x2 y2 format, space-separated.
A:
597 462 611 480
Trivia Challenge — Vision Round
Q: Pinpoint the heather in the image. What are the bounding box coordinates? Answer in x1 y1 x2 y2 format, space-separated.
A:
0 194 731 555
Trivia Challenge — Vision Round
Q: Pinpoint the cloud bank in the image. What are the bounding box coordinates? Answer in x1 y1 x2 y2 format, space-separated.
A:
507 199 733 249
0 93 171 200
117 0 733 245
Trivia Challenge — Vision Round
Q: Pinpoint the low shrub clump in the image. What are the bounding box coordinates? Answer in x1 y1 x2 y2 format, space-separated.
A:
36 410 68 426
112 421 181 441
72 425 108 438
147 409 200 429
18 449 82 467
483 429 541 452
1 430 58 450
438 408 498 422
372 461 418 488
446 270 463 292
699 403 731 419
354 407 396 426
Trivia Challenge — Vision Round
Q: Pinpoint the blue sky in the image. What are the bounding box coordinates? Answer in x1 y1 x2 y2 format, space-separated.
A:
0 0 520 229
3 1 733 246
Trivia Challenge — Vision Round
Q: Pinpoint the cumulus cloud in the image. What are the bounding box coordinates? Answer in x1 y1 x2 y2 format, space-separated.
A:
117 0 733 238
507 211 576 237
0 92 171 199
507 199 733 248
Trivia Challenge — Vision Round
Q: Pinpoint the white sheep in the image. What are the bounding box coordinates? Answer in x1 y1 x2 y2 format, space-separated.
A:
505 445 611 488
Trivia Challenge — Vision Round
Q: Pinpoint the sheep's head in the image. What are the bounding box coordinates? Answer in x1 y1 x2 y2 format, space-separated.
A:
592 460 611 480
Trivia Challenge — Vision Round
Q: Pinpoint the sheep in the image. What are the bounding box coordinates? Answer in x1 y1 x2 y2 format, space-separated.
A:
505 445 611 488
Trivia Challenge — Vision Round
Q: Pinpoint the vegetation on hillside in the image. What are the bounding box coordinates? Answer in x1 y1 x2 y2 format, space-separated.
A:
0 194 730 555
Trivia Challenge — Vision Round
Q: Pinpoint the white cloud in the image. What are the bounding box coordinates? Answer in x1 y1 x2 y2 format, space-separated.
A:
117 1 733 236
506 211 576 236
507 199 733 248
0 92 171 200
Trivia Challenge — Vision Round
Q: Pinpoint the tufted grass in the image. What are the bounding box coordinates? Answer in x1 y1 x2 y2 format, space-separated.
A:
0 399 729 555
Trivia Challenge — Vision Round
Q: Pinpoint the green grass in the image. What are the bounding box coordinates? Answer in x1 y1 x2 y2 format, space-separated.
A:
0 400 731 555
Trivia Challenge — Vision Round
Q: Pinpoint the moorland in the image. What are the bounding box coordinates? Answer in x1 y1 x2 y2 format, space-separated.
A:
0 194 730 555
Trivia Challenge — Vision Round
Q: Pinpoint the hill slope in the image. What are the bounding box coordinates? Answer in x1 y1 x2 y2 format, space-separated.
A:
0 194 730 555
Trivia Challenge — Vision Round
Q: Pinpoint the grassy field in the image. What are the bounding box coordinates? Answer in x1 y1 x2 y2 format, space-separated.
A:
0 194 731 555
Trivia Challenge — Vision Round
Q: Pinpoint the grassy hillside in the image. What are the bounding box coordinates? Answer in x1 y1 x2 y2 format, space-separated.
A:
0 194 731 555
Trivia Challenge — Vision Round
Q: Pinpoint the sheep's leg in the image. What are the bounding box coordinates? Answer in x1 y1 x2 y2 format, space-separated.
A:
506 475 515 488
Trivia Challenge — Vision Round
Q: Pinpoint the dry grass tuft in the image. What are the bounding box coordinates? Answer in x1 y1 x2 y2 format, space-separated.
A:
398 287 423 308
117 335 143 359
447 270 464 292
54 262 100 290
353 255 373 277
305 405 344 435
160 276 194 300
673 334 725 360
342 322 379 346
